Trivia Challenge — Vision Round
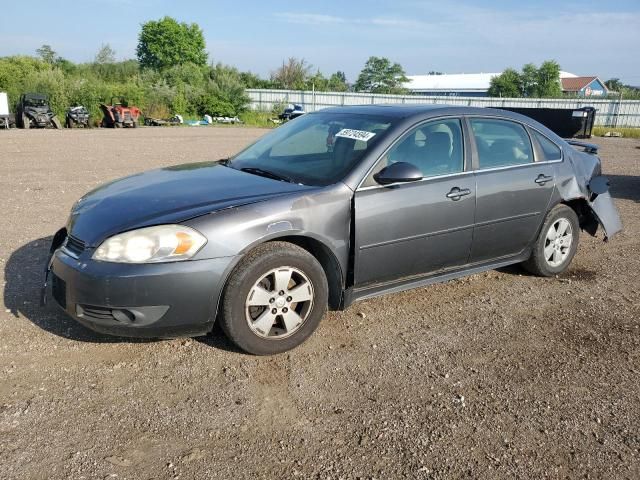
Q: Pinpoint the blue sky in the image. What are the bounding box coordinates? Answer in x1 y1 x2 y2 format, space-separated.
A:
1 0 639 84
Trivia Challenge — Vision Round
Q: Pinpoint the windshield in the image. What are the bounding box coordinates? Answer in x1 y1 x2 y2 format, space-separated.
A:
229 112 396 186
24 98 47 107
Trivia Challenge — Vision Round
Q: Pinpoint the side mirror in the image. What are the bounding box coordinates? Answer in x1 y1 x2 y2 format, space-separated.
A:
374 162 423 186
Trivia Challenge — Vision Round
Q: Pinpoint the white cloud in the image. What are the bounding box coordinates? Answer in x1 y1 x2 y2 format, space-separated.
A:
272 6 640 82
274 13 347 25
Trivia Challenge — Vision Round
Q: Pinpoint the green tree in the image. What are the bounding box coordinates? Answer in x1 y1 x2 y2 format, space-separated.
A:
536 60 562 97
0 56 51 109
354 56 408 94
95 44 116 64
488 60 563 98
271 57 312 90
306 70 329 91
328 71 348 91
240 71 273 89
136 17 207 71
488 68 522 97
604 78 623 92
197 63 250 116
521 63 538 97
36 45 57 64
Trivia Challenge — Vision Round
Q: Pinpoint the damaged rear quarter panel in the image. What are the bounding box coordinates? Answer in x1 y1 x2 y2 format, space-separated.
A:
555 145 622 239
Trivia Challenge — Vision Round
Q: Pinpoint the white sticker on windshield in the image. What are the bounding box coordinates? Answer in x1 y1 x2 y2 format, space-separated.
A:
335 128 376 142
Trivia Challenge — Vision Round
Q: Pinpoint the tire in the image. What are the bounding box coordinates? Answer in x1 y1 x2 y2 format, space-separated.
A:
22 114 30 129
132 120 139 128
66 117 72 129
219 241 328 355
51 116 62 129
115 122 122 128
522 204 580 277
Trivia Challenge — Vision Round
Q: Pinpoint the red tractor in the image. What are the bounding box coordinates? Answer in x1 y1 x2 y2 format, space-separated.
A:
99 98 141 128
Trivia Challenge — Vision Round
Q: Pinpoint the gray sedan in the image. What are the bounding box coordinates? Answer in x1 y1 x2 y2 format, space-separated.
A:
45 105 621 355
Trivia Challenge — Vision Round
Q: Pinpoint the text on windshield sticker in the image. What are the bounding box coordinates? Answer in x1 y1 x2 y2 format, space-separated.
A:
335 129 376 142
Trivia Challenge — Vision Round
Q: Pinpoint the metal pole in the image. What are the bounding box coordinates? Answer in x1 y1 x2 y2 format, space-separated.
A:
614 90 623 128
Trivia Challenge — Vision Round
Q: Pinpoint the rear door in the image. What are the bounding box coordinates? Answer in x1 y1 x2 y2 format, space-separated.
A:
468 117 556 263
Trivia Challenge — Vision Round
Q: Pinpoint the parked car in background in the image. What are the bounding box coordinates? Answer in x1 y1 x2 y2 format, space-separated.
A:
44 105 621 355
278 103 305 122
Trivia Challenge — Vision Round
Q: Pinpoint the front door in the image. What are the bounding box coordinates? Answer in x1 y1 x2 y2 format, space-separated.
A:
354 118 476 286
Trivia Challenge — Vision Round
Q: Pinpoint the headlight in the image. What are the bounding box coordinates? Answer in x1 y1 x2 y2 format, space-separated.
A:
93 225 207 263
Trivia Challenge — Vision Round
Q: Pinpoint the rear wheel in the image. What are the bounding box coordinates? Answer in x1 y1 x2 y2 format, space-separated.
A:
220 242 328 355
51 116 62 129
522 204 580 276
21 114 30 129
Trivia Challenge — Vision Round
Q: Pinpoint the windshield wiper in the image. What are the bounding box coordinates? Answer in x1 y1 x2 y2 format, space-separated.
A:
240 167 295 183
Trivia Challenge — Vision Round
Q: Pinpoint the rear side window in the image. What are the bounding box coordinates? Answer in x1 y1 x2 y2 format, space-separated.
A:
531 130 562 161
470 119 533 169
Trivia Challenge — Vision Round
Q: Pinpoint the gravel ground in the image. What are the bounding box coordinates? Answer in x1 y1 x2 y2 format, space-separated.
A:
1 127 639 480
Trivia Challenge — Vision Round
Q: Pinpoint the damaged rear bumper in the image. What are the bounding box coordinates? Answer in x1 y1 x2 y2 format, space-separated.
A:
588 189 622 239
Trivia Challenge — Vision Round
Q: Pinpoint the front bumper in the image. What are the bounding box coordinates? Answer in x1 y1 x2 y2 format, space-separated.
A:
49 248 239 338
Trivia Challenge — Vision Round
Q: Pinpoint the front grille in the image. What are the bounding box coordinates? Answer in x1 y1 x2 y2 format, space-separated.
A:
77 305 136 324
51 274 67 309
64 235 86 258
78 305 115 321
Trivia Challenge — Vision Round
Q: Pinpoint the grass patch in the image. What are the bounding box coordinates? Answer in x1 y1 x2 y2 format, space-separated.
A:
592 126 640 139
239 110 278 128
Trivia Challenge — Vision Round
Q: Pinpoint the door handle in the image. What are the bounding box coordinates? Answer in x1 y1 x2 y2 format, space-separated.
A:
535 174 553 185
446 187 471 201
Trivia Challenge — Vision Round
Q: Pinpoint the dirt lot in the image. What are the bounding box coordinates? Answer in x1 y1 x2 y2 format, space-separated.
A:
1 127 639 479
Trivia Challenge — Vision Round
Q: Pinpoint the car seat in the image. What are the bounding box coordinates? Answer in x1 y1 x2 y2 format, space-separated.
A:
487 138 519 167
332 137 357 170
416 131 453 175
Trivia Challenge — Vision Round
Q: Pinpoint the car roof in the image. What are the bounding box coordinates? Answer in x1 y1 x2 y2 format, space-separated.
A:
318 104 452 118
23 93 48 99
317 103 533 120
315 104 562 140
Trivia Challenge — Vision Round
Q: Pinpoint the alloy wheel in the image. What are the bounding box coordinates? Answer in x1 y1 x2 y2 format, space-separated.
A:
245 266 314 339
544 218 573 267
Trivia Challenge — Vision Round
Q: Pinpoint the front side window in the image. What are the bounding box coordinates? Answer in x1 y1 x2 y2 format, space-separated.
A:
363 119 464 186
230 112 395 186
471 118 533 169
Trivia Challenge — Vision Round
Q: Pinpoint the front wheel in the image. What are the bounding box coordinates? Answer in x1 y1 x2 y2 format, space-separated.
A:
219 242 328 355
522 204 580 277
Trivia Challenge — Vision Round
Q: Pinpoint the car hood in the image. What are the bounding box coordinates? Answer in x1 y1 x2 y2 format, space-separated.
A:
67 162 315 246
